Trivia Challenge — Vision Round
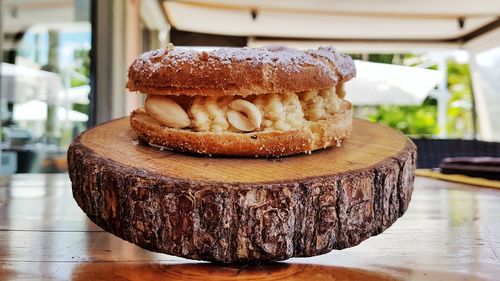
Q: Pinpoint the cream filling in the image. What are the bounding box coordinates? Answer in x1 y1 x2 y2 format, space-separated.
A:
143 87 344 133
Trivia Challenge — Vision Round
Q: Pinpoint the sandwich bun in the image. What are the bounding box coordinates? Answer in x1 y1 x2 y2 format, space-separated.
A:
127 46 356 157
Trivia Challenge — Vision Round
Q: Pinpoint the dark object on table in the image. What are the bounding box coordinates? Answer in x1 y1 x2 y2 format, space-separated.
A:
440 157 500 180
411 139 500 168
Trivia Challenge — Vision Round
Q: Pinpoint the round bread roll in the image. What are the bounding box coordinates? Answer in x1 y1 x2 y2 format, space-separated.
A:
127 45 356 157
130 100 352 157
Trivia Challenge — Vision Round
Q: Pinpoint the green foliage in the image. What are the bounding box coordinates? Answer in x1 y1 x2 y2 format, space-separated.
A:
70 48 90 116
71 48 90 87
364 97 438 136
368 54 394 64
353 53 474 138
72 103 89 115
446 60 474 138
70 77 87 88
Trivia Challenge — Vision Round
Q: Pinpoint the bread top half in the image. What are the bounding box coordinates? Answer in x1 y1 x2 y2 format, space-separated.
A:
127 46 356 97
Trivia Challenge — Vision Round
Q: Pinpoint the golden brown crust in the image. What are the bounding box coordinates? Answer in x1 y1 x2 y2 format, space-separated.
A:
127 46 356 97
130 101 353 157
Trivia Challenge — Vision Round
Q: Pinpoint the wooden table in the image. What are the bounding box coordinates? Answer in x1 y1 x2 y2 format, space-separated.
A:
0 174 499 280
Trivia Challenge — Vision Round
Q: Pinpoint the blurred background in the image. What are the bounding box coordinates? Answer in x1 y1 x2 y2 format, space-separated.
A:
1 0 499 174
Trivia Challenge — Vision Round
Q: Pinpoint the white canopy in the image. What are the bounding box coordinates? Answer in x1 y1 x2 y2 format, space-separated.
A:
60 85 91 105
1 62 63 103
163 0 500 49
13 100 88 122
346 60 444 105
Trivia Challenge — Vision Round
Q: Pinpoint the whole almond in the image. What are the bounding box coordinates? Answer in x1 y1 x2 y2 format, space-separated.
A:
228 99 262 129
227 110 257 132
145 95 191 128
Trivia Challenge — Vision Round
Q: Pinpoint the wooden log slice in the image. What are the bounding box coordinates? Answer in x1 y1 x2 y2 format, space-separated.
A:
68 118 416 263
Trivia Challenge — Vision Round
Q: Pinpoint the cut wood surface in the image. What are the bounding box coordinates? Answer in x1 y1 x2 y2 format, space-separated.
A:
68 118 416 262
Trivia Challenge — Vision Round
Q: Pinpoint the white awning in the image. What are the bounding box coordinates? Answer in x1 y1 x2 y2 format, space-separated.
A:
1 62 63 103
163 0 500 45
346 60 444 105
13 100 88 122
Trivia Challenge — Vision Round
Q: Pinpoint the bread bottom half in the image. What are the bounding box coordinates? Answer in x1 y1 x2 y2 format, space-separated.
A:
130 100 352 157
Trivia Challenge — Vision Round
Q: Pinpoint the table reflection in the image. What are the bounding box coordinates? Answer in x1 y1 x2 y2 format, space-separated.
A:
71 262 401 281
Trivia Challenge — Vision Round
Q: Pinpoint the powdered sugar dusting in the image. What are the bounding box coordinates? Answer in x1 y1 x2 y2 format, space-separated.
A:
132 46 352 76
307 46 356 81
128 45 356 92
